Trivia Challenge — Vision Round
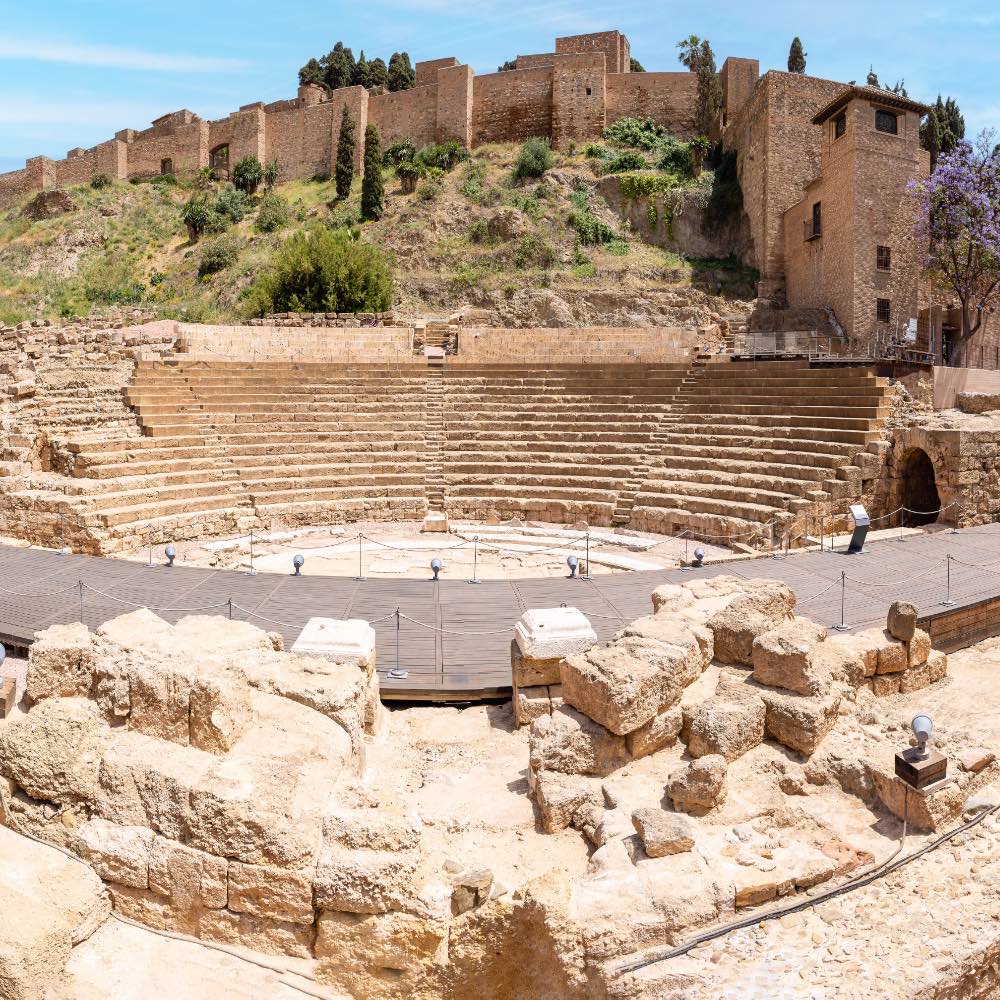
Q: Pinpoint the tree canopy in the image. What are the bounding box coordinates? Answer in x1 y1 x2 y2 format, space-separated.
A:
787 37 806 73
298 43 414 93
914 132 1000 340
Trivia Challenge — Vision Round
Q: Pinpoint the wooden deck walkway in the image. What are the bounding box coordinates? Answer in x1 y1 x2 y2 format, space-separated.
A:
2 524 1000 700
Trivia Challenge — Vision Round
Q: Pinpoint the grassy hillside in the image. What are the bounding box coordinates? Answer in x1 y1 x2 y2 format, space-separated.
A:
0 137 756 329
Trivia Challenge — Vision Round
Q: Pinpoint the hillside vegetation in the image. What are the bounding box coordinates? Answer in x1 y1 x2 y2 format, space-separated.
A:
0 124 756 329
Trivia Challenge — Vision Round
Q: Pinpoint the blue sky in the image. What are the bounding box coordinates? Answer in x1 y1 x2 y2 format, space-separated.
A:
0 0 996 173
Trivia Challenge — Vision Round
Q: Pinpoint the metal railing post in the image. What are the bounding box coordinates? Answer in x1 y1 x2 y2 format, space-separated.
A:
833 571 849 631
943 554 955 606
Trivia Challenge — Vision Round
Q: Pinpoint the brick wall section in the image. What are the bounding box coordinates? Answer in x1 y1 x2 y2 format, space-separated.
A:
784 92 927 342
556 31 629 74
472 68 553 145
606 72 698 138
369 85 438 148
126 119 208 178
724 71 846 288
416 57 458 88
435 65 474 146
720 57 760 126
454 325 698 362
551 53 606 149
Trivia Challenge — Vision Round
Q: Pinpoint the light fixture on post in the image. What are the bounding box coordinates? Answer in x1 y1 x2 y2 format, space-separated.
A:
431 557 442 582
165 544 176 568
293 553 304 576
567 555 578 579
693 546 705 567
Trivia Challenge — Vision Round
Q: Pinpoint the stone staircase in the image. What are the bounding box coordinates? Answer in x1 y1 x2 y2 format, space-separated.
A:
628 360 892 545
425 362 446 510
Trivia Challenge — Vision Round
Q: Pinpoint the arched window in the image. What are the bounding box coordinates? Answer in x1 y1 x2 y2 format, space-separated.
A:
209 144 230 178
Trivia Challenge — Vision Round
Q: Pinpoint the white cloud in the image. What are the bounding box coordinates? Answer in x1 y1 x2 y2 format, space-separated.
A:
0 37 248 73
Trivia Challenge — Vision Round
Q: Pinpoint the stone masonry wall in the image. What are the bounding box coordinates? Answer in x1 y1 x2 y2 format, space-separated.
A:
605 72 699 139
472 68 553 146
369 86 438 149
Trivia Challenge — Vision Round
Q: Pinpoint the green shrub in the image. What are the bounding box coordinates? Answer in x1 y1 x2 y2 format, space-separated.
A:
599 151 649 175
90 173 113 190
703 150 743 233
511 234 556 269
232 156 264 195
569 192 624 249
459 160 486 200
417 174 443 201
383 139 417 167
181 198 210 239
255 193 291 232
151 173 178 186
198 234 242 277
360 124 385 222
263 159 280 192
583 143 613 159
468 220 489 243
506 191 543 223
247 226 393 315
415 141 469 172
656 137 693 175
512 137 553 180
214 184 248 224
203 210 230 235
603 116 667 151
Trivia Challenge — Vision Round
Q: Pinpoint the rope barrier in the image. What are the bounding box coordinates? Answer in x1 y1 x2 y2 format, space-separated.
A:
79 583 231 614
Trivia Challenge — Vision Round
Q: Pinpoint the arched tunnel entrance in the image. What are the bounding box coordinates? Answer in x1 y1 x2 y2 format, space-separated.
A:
901 448 941 526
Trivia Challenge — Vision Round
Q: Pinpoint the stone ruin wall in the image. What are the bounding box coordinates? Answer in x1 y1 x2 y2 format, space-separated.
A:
0 30 757 206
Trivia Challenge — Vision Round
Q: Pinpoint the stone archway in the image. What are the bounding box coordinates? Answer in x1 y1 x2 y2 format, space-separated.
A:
901 448 941 526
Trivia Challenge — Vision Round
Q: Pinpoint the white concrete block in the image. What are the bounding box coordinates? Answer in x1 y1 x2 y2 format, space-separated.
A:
513 607 597 661
291 618 376 672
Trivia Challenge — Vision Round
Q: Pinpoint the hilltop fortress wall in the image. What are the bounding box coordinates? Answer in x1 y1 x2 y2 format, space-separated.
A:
0 31 758 204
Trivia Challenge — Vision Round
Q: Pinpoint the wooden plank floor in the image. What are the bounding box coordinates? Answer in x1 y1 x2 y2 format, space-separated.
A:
1 524 998 700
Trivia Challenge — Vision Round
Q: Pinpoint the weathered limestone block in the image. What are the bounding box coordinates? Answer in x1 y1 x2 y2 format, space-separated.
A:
682 675 765 762
528 705 628 777
561 631 700 736
199 907 315 958
513 684 551 727
651 583 696 615
512 607 596 687
873 759 1000 831
871 674 900 697
855 628 908 674
70 817 153 890
625 703 683 759
529 768 605 834
188 669 254 755
227 861 315 925
707 581 796 665
886 601 918 641
313 846 419 914
323 808 422 853
759 687 841 756
906 628 931 667
751 617 829 695
291 617 377 678
147 836 228 910
899 661 932 693
631 809 696 857
315 910 447 999
820 633 877 683
667 755 727 815
0 697 113 804
121 654 194 745
927 649 948 683
26 621 94 703
617 614 706 670
450 868 493 915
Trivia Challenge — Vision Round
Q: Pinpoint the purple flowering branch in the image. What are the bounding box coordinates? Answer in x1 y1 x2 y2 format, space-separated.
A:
910 129 1000 338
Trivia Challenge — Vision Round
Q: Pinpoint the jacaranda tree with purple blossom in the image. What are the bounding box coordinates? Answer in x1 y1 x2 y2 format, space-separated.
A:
914 131 1000 340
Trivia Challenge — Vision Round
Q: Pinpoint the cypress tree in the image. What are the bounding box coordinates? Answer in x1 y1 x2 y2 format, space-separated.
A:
695 39 722 136
354 51 370 89
921 109 941 169
787 37 806 73
361 124 385 222
368 57 388 91
387 52 416 92
335 105 356 199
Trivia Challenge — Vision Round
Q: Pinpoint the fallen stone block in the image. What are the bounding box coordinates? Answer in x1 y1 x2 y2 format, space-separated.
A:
529 768 604 834
899 661 931 693
886 601 918 641
906 629 931 667
855 628 907 675
513 684 551 727
651 583 696 615
528 705 628 777
512 607 597 688
450 868 493 915
667 754 727 815
682 675 765 762
707 581 796 665
751 617 829 695
760 687 841 756
26 621 94 703
631 809 696 857
625 704 683 759
70 817 153 890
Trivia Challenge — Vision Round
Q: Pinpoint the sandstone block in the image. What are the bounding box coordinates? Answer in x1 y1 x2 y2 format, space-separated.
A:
513 683 550 727
760 687 841 756
70 817 153 890
819 634 876 684
188 669 254 755
313 846 418 914
886 601 918 641
625 704 683 759
528 705 628 776
199 906 314 958
511 643 562 689
667 755 727 815
906 629 931 667
323 808 421 852
450 868 493 915
148 836 228 909
899 661 931 693
927 650 948 683
26 621 94 703
871 674 900 697
227 861 315 925
855 628 907 674
529 768 604 834
631 809 696 857
682 675 765 762
651 583 696 614
751 617 829 694
707 582 796 665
